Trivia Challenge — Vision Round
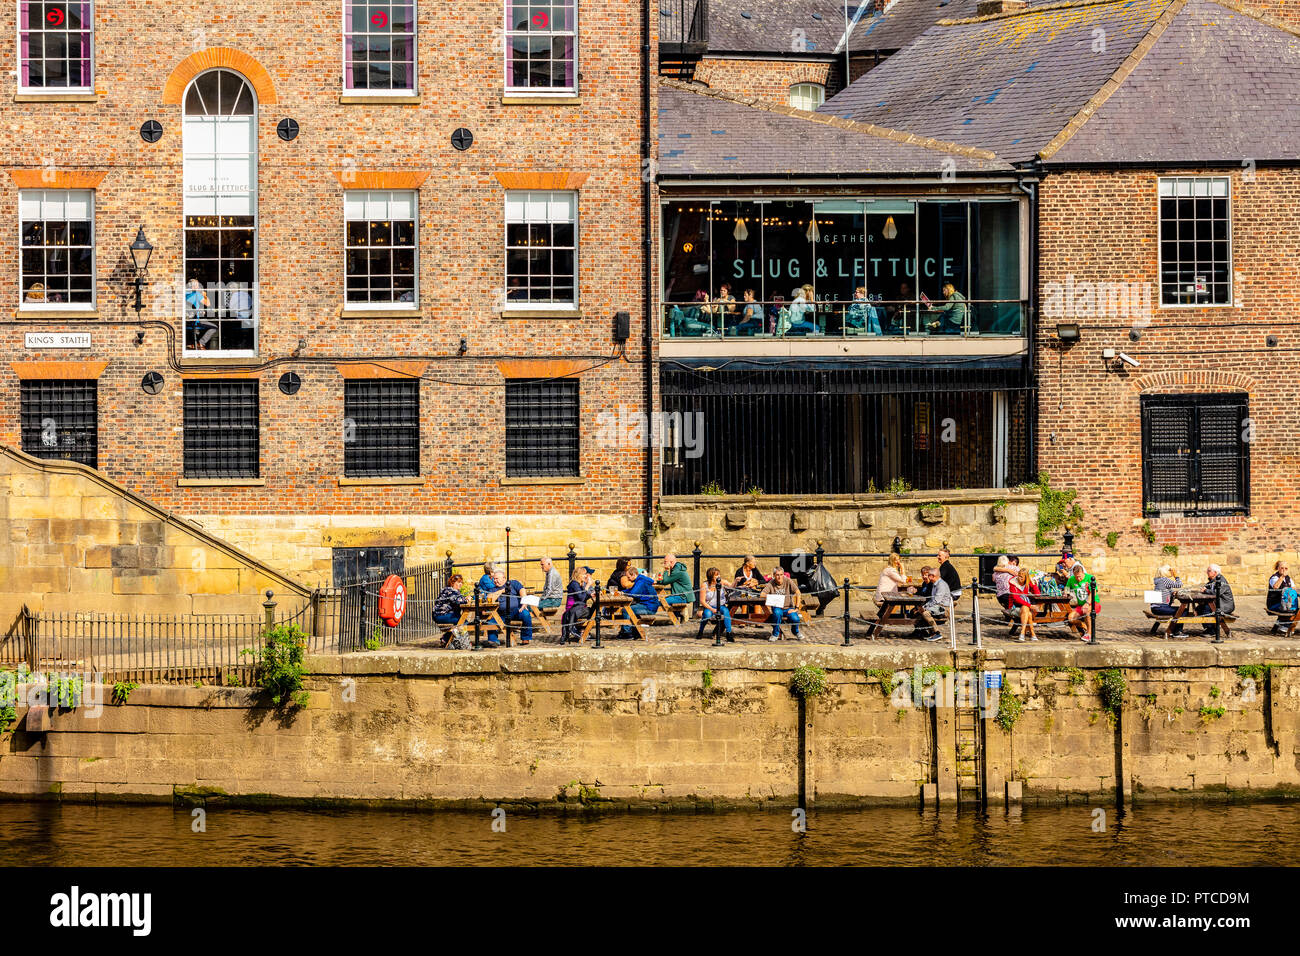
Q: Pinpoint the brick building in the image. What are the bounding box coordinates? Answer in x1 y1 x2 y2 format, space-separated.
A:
0 1 658 588
677 0 1300 584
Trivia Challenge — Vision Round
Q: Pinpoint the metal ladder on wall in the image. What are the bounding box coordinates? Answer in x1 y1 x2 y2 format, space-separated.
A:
954 702 983 805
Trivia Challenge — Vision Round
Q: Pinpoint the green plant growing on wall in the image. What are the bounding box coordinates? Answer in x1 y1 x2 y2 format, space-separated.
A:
746 486 763 500
895 709 907 723
1021 472 1083 549
1198 705 1226 723
249 622 310 708
223 671 242 687
0 670 16 734
1105 531 1120 549
865 668 901 698
1209 686 1221 699
1140 520 1156 544
887 477 913 496
365 625 385 651
701 668 714 694
1096 668 1126 722
995 685 1023 733
1045 665 1086 690
1236 664 1280 682
1162 543 1179 557
789 665 829 699
111 681 137 705
700 481 726 496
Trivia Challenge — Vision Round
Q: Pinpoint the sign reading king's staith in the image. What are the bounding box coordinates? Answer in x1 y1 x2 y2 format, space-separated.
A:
25 332 91 349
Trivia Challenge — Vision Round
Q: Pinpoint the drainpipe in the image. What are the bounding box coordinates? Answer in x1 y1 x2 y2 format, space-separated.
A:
641 0 656 560
1017 164 1042 478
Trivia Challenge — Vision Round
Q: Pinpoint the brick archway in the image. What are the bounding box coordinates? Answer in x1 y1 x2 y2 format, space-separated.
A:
1132 369 1256 395
162 48 278 105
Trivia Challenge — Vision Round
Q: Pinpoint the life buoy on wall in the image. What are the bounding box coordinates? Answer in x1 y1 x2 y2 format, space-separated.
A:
378 574 407 627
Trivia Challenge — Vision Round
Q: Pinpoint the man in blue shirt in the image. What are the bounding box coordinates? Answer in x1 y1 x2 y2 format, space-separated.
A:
619 568 659 639
486 568 533 646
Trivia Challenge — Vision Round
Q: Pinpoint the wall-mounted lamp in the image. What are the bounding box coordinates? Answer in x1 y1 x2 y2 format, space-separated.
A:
134 330 146 346
128 227 153 314
1055 322 1080 344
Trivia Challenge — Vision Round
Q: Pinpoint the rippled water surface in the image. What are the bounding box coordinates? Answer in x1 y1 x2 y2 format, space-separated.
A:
1 801 1296 866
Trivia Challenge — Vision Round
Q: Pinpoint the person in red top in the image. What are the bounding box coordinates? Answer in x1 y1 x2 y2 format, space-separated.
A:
1008 568 1040 642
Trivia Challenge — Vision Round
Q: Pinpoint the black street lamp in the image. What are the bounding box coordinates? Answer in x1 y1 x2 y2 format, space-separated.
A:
128 227 153 314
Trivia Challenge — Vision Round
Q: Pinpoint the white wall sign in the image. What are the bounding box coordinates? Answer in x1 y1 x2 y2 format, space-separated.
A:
25 332 91 349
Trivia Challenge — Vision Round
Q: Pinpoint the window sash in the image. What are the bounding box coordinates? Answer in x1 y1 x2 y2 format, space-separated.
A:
504 1 577 93
20 379 98 467
182 381 260 478
504 189 578 306
18 1 94 91
343 1 418 92
1157 176 1232 307
19 188 95 308
344 190 419 307
789 83 825 111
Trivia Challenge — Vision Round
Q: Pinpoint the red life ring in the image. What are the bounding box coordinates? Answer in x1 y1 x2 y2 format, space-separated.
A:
378 574 406 627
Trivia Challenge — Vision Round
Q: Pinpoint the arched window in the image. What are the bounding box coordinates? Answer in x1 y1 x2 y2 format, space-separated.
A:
788 82 825 112
183 69 257 354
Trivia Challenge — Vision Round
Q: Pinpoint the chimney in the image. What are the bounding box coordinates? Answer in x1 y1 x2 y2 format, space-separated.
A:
977 0 1028 15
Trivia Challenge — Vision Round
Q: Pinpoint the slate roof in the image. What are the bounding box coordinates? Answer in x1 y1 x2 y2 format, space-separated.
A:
1048 0 1300 163
660 0 865 54
850 0 984 52
821 0 1178 163
657 80 1013 176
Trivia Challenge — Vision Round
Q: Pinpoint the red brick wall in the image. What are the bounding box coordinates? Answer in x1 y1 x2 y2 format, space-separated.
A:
693 57 839 105
1036 166 1300 558
0 1 654 523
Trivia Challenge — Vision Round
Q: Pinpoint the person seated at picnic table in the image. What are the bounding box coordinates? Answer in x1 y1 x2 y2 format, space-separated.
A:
846 286 882 335
936 547 963 602
874 553 909 607
1149 565 1182 617
1065 561 1097 643
617 567 660 638
1267 560 1295 613
485 568 533 647
760 566 802 642
914 566 952 643
733 555 767 590
697 567 734 641
538 556 564 611
992 555 1021 610
606 557 630 593
657 552 694 612
729 288 765 336
476 562 497 597
1193 565 1235 637
433 573 467 626
561 566 597 643
1008 568 1040 642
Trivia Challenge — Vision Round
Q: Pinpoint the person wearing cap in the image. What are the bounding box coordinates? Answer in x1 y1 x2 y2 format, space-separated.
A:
538 556 564 611
759 566 802 641
561 566 597 643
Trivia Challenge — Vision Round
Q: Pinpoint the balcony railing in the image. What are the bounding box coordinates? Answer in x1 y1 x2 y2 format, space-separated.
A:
660 0 709 47
662 299 1027 339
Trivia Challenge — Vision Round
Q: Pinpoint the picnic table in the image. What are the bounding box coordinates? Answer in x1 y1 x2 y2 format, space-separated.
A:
579 593 647 643
1266 605 1300 637
450 601 509 645
1006 592 1076 635
865 592 928 638
1143 591 1236 640
652 582 686 625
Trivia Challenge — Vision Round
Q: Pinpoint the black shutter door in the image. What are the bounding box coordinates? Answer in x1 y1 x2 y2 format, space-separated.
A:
1195 401 1247 511
1144 402 1195 510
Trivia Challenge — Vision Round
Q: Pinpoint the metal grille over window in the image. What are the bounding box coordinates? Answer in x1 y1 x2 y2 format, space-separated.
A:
1159 177 1231 306
345 2 417 92
183 380 260 479
345 190 417 306
19 1 93 90
505 190 577 306
20 190 94 307
505 379 579 477
20 379 98 467
1141 393 1249 516
343 379 420 478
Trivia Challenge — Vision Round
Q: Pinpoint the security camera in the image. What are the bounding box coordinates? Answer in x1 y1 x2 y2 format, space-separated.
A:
1117 352 1140 369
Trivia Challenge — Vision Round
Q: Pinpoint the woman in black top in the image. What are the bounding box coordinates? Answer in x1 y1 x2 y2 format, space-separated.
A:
606 557 630 592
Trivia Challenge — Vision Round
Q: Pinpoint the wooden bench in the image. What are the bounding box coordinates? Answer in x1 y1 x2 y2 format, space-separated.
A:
1265 606 1299 637
1143 607 1237 639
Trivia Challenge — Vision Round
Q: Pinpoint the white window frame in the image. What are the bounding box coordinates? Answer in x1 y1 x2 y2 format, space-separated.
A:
343 189 420 311
18 188 96 311
503 1 578 96
341 1 419 95
16 0 95 93
504 189 579 310
788 82 825 112
1157 176 1233 309
182 68 260 358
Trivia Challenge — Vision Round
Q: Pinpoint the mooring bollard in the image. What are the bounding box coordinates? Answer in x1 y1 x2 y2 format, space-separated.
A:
566 543 577 583
842 577 852 647
712 580 725 647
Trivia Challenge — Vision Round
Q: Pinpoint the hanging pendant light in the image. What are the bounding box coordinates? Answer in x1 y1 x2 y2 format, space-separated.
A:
806 217 821 243
733 217 748 241
883 216 898 240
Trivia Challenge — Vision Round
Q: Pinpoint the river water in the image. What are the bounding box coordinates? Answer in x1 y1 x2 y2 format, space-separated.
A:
1 800 1297 866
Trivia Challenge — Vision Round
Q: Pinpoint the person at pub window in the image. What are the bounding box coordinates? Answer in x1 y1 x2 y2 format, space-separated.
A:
714 282 736 317
729 288 764 336
185 278 217 349
846 286 882 335
885 280 914 333
785 284 818 336
927 282 969 335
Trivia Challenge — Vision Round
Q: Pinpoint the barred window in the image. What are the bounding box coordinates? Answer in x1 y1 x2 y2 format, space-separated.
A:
505 190 576 306
20 189 94 308
505 379 579 477
332 546 406 586
1159 177 1231 306
345 191 417 307
183 380 260 478
20 379 97 467
506 1 577 93
1141 393 1249 516
343 379 420 477
19 2 93 90
345 1 417 92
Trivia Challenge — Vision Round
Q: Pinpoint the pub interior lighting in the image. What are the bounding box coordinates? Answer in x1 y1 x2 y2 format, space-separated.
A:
883 216 898 240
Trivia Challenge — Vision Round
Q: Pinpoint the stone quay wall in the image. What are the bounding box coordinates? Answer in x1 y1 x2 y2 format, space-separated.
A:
1 644 1297 809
